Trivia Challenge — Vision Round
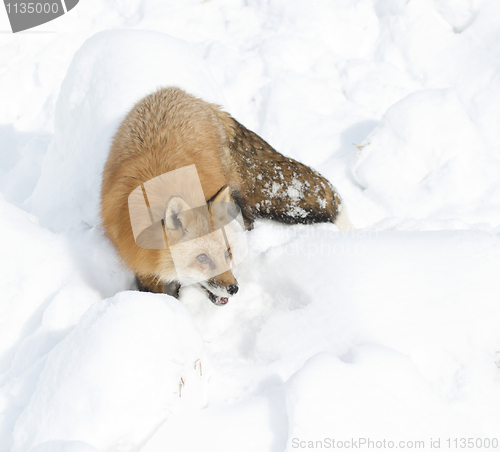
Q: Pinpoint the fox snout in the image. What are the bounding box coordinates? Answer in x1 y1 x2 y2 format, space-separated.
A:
202 270 239 306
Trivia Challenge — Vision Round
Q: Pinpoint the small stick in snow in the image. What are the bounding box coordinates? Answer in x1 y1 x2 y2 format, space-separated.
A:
194 359 203 376
179 377 185 397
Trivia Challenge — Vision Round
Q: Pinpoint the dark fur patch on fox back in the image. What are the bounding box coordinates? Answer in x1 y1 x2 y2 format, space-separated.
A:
227 120 341 225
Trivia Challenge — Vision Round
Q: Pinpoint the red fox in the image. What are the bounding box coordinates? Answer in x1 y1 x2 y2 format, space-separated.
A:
101 87 351 305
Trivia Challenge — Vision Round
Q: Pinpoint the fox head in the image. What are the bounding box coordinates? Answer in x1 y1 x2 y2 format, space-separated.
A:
162 186 243 306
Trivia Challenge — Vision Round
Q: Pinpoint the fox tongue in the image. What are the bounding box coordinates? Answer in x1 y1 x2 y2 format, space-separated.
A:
207 290 229 306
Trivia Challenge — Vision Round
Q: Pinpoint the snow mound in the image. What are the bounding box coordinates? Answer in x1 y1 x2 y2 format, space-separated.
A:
0 197 78 374
12 291 205 452
351 88 500 221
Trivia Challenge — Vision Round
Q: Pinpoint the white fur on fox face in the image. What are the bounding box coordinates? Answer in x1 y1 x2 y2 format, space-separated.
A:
199 281 233 297
170 231 231 284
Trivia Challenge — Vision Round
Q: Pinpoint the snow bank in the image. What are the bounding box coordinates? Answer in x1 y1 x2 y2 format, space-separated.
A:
12 291 205 452
0 197 79 373
352 88 500 221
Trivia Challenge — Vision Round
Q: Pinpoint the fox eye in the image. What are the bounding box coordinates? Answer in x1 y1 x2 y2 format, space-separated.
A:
225 249 231 260
196 253 210 264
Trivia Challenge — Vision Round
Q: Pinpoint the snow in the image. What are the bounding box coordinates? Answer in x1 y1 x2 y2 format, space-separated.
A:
352 88 500 221
12 292 205 452
1 1 500 451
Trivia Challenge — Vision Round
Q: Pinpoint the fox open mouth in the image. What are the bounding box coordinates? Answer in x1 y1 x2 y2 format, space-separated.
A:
202 286 229 306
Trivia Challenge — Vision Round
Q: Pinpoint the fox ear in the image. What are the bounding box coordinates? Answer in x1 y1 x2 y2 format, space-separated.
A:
210 185 236 229
211 185 232 204
164 196 191 243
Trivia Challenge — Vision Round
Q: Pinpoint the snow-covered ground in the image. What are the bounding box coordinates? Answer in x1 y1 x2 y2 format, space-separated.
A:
1 0 500 451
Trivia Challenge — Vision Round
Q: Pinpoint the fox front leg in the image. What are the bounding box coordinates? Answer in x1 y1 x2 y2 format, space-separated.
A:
136 274 180 298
